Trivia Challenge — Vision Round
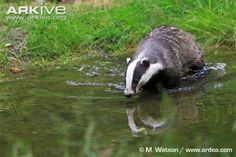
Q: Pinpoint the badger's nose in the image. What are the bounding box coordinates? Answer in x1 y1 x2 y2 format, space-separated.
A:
125 93 133 98
124 89 134 98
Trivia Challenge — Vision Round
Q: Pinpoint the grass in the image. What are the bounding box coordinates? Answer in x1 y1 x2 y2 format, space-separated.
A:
0 0 236 66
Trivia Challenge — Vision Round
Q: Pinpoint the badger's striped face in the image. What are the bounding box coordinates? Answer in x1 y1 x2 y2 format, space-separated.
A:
124 58 163 98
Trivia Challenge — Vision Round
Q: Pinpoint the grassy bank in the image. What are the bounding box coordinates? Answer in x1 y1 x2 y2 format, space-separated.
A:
0 0 236 66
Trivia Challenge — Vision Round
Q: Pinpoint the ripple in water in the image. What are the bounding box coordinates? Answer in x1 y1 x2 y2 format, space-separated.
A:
65 80 125 91
67 63 226 93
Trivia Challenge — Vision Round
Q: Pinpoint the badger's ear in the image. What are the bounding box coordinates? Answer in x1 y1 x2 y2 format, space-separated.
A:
141 58 150 67
126 58 131 64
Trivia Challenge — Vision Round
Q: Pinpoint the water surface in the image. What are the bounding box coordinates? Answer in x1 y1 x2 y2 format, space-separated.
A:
0 49 236 157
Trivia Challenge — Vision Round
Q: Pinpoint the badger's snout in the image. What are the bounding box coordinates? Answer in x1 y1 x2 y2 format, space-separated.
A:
124 89 135 98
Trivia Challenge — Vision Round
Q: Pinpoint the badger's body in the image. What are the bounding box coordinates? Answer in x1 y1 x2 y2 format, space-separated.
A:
124 26 204 97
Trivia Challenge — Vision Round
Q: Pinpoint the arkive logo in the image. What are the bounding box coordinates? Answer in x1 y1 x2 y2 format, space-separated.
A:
6 5 66 15
6 4 67 21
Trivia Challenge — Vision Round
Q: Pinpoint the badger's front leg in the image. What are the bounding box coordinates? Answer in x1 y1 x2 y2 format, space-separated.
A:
141 79 159 92
160 70 181 88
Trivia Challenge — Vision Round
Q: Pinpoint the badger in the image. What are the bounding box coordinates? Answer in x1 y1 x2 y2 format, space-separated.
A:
124 26 205 98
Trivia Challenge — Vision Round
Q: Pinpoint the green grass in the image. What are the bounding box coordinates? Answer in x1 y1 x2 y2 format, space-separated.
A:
0 0 236 66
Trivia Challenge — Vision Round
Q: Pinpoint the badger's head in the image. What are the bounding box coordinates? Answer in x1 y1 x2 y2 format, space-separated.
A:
124 57 163 98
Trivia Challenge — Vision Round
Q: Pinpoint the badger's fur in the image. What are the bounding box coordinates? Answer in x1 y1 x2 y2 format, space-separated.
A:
124 26 204 98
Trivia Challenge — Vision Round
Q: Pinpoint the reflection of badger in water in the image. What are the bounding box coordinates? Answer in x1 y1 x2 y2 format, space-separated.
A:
125 93 199 134
124 26 205 97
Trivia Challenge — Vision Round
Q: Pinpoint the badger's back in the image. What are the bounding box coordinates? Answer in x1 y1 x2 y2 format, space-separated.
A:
134 26 204 71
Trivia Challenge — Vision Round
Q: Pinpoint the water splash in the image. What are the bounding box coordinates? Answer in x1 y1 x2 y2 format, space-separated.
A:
67 63 227 93
208 63 226 76
167 86 194 93
65 80 125 91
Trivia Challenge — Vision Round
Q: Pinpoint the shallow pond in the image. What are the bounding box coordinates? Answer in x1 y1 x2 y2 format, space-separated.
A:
0 49 236 157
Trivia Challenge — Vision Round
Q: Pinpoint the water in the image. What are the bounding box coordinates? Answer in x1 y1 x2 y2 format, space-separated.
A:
0 49 236 157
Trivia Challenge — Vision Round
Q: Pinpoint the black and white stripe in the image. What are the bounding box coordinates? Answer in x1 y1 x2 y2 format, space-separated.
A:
124 57 163 97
